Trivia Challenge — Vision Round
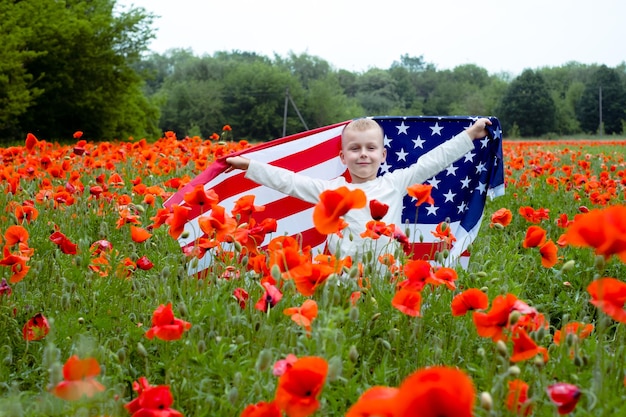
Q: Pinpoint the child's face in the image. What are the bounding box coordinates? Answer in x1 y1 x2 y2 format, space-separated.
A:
339 127 386 183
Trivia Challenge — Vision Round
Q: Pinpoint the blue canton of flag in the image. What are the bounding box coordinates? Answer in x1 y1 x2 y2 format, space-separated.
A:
374 116 505 265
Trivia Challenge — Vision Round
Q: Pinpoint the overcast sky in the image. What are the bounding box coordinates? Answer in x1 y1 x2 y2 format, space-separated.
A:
116 0 625 76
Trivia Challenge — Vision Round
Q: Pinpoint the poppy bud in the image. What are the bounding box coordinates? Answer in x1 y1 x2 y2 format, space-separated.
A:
270 264 281 281
508 365 521 376
349 307 359 322
594 255 605 270
480 286 489 292
573 355 584 367
137 342 148 358
227 387 239 405
181 231 190 239
493 222 505 230
78 317 84 325
480 392 493 411
533 355 545 367
509 311 521 325
240 255 248 267
348 345 359 363
327 356 343 382
197 340 207 354
561 259 576 272
477 347 485 357
117 348 126 363
378 338 391 350
496 340 508 357
476 271 488 278
255 349 273 372
2 346 12 366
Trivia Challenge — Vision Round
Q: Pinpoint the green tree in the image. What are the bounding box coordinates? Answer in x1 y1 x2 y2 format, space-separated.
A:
498 69 556 137
3 0 158 141
0 2 44 138
576 65 626 134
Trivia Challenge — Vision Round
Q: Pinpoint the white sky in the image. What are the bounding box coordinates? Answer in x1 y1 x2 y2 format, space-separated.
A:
116 0 625 76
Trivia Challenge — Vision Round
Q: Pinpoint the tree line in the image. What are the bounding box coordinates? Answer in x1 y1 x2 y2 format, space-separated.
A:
2 0 625 144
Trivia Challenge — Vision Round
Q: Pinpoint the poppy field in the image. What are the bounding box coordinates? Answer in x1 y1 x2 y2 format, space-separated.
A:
1 130 626 416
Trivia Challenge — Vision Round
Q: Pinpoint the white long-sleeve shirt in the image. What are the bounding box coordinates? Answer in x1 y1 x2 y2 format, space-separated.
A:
245 130 474 260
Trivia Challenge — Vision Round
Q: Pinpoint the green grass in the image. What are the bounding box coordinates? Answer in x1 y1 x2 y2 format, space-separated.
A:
1 140 626 416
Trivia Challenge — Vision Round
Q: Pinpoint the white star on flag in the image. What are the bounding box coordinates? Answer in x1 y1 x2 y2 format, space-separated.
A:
396 148 408 161
396 122 409 135
412 135 425 149
430 122 444 136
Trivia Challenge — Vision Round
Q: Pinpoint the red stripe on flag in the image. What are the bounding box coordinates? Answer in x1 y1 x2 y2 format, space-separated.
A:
252 197 314 223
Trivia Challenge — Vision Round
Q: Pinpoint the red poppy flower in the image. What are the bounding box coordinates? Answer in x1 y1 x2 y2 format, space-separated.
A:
136 255 154 270
274 356 328 417
406 183 434 206
283 300 318 334
399 259 433 292
241 401 282 417
587 277 626 323
233 288 249 309
198 204 238 242
547 383 581 415
130 226 152 243
360 220 394 240
22 313 50 341
313 187 366 235
255 281 283 312
553 322 594 345
391 288 422 317
428 266 458 290
345 386 399 417
231 194 265 224
165 205 192 239
472 293 520 342
51 356 105 401
394 366 475 417
451 288 489 316
555 213 573 228
510 327 549 363
145 303 192 341
430 222 456 246
506 379 532 416
290 263 335 297
369 199 389 220
125 377 183 417
4 225 29 247
564 205 626 262
25 132 39 151
0 252 30 283
539 240 558 268
49 231 78 255
490 208 513 228
522 225 547 248
183 184 219 209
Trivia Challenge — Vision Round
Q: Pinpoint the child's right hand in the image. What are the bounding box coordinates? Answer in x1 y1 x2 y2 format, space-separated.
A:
466 118 492 140
225 156 250 172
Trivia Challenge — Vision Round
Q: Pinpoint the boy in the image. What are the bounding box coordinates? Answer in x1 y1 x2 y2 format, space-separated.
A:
226 117 492 260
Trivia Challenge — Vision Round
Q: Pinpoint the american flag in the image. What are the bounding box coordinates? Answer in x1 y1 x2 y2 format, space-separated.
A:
164 116 504 274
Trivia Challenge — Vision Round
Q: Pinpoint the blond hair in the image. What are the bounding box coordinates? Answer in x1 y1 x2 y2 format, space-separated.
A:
341 118 384 143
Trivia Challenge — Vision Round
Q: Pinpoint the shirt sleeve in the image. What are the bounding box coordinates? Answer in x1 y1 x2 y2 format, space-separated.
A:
245 160 330 204
389 130 474 190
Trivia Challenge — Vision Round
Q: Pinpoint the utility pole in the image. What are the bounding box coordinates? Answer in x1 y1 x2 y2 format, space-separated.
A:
282 87 308 137
599 86 603 137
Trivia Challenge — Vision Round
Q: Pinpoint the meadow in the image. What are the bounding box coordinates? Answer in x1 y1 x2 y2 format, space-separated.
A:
1 130 626 417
